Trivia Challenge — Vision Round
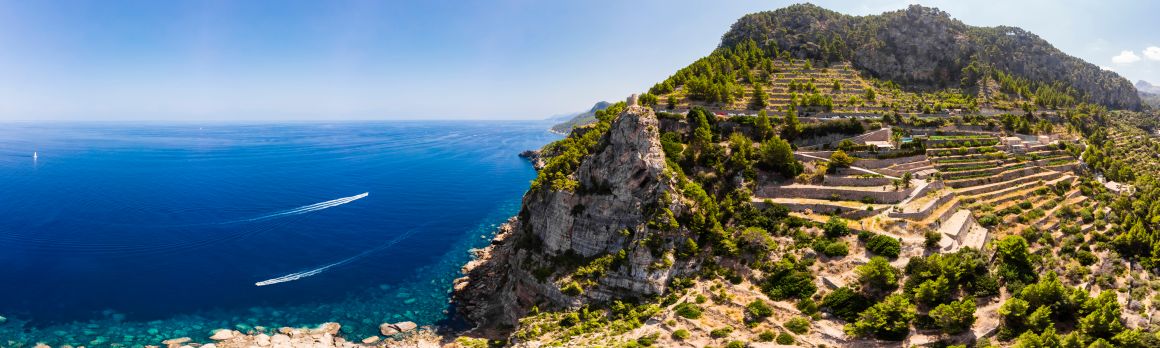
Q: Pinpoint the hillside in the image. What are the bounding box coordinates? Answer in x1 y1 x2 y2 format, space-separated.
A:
449 4 1160 348
1137 81 1160 94
549 101 612 133
1139 81 1160 109
717 4 1140 110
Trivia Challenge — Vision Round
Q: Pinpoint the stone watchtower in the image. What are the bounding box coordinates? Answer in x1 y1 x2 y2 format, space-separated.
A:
627 93 639 107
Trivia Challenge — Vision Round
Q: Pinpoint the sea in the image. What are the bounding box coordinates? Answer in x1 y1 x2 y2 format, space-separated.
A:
0 121 560 346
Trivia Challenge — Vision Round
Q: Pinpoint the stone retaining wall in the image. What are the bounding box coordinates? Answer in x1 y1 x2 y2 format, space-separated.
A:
956 170 1062 196
946 167 1043 189
890 191 956 221
942 163 1028 180
760 185 912 204
853 155 929 169
823 174 895 187
755 200 887 219
931 199 963 225
891 159 934 172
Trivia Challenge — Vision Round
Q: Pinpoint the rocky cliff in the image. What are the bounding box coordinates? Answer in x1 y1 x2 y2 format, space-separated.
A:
454 104 690 333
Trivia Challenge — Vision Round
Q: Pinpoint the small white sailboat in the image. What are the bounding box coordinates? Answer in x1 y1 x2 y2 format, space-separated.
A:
33 151 38 160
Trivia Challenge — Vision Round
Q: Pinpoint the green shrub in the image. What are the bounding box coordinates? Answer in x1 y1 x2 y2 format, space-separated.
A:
823 216 851 238
559 312 580 327
821 287 870 322
746 299 774 319
796 298 819 315
784 317 810 334
671 329 690 340
560 281 583 296
829 150 854 169
759 258 817 300
725 341 747 348
710 327 733 338
865 234 901 258
674 302 702 319
757 330 775 342
924 230 942 248
776 331 795 344
636 333 659 346
813 238 849 257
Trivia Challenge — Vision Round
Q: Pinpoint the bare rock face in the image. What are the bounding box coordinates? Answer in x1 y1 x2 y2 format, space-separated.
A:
454 105 686 332
524 105 671 257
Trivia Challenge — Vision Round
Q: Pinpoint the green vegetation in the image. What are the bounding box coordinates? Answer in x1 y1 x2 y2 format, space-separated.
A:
821 287 870 322
928 298 976 334
532 103 627 192
828 150 854 170
719 4 1138 109
746 299 774 320
759 256 817 300
863 233 901 258
784 317 810 334
845 294 915 341
856 256 900 295
710 326 734 338
674 302 703 319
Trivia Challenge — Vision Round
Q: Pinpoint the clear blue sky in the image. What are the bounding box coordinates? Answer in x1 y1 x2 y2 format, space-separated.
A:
0 0 1155 121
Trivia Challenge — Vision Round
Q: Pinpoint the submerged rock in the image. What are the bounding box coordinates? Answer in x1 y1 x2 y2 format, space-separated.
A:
162 336 191 347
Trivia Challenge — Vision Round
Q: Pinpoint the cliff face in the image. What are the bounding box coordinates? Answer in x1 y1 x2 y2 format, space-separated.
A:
720 4 1141 109
454 105 686 331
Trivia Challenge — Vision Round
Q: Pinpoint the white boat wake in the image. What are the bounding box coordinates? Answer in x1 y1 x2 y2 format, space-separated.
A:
254 226 422 286
227 192 368 224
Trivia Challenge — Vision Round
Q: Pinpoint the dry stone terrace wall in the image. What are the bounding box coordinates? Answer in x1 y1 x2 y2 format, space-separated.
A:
890 191 955 221
757 184 913 203
945 166 1044 188
823 174 894 187
754 200 887 219
852 155 929 169
956 170 1062 196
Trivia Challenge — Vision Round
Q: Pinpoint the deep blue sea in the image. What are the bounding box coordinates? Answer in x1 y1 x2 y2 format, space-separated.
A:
0 121 558 346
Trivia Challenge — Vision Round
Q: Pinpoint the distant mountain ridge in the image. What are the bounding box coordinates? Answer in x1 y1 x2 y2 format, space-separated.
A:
1137 80 1160 94
548 101 611 133
718 4 1141 110
1139 81 1160 109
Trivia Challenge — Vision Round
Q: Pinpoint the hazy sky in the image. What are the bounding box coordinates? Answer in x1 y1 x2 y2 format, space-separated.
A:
0 0 1155 121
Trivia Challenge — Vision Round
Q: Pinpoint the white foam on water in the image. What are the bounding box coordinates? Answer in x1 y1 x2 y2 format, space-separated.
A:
229 192 368 224
254 226 421 286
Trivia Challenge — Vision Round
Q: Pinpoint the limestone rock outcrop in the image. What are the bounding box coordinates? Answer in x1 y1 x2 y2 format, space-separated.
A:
454 105 690 332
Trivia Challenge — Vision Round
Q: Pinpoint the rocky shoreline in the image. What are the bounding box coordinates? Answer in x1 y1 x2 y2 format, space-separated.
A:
155 321 438 348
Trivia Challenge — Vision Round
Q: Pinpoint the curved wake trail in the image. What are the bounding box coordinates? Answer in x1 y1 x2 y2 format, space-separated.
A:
227 192 368 224
254 226 422 286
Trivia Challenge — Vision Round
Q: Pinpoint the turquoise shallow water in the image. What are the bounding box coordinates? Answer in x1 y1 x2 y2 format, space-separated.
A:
0 121 557 346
